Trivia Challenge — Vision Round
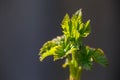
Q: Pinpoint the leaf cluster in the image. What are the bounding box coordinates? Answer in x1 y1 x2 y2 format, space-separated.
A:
39 9 108 71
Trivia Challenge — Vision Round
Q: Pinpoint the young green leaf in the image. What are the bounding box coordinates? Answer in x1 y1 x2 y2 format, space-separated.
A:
92 48 108 67
61 14 70 36
81 20 91 37
78 46 93 70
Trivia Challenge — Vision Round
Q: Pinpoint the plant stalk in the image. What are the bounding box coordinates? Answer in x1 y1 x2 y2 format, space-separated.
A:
69 66 82 80
69 52 82 80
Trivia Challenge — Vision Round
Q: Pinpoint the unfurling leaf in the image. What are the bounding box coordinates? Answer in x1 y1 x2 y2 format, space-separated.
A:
92 48 108 67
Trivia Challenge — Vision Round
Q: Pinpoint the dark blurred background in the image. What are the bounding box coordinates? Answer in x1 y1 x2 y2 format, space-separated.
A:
0 0 119 80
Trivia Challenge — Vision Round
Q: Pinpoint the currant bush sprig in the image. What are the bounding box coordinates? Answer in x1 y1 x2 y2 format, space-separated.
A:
39 9 108 80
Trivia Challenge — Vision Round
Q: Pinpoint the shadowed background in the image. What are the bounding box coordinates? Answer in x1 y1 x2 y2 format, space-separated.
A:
0 0 119 80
